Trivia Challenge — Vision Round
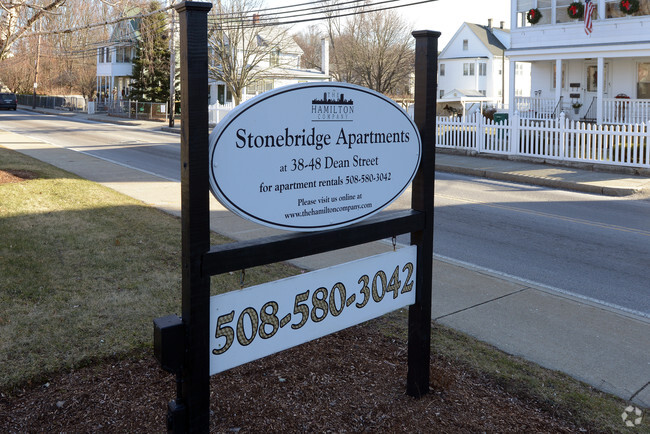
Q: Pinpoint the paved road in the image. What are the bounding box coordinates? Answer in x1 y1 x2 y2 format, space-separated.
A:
3 110 649 316
0 110 181 180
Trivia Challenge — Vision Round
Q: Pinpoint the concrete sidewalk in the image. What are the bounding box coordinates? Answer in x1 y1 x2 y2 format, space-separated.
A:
2 108 649 409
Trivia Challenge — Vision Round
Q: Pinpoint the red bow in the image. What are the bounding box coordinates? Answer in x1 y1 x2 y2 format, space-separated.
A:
529 9 536 18
569 5 578 15
622 0 631 10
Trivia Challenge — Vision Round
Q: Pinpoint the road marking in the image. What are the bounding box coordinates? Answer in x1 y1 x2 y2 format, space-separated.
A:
436 193 650 238
435 253 650 321
383 238 650 321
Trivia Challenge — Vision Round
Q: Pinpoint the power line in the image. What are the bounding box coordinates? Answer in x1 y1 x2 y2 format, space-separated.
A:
209 0 435 29
12 0 434 60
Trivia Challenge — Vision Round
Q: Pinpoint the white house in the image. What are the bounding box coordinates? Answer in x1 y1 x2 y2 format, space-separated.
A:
507 0 650 123
209 30 330 106
95 18 138 103
438 20 531 117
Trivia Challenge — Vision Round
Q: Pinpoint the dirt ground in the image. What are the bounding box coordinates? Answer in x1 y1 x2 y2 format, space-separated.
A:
0 317 592 433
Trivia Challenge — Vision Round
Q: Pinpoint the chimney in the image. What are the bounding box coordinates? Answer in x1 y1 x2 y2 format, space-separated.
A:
488 18 493 29
252 14 260 25
500 21 505 29
321 38 330 77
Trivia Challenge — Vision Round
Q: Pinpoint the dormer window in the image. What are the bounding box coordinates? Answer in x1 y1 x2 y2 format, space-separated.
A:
463 39 468 50
270 49 280 67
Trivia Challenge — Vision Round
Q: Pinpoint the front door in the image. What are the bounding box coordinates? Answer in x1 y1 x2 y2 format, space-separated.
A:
585 62 609 110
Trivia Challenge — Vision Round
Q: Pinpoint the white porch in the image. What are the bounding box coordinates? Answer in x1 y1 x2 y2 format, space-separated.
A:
508 57 650 124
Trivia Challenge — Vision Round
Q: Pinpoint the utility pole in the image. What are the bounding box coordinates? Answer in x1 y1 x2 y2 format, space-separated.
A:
33 20 41 109
169 6 176 128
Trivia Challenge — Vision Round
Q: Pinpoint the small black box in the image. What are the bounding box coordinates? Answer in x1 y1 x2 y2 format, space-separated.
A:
154 314 184 374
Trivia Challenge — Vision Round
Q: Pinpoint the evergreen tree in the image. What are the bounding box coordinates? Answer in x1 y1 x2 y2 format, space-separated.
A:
130 1 170 103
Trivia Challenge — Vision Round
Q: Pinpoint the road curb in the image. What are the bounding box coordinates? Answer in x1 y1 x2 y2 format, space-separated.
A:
435 164 642 197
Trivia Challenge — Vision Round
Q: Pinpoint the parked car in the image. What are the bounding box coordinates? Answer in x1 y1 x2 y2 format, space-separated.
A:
0 93 17 110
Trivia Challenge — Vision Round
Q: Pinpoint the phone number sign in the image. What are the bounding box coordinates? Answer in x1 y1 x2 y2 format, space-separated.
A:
209 246 416 375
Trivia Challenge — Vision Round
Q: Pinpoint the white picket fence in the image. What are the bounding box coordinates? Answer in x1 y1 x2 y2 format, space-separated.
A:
208 101 235 125
437 113 650 169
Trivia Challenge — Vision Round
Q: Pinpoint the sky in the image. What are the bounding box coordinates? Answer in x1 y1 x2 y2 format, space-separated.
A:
266 0 512 48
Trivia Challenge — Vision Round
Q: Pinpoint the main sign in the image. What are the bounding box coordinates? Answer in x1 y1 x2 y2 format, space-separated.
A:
208 82 421 231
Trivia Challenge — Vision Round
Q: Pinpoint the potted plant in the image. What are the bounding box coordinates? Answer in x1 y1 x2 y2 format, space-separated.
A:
572 102 582 114
527 8 542 24
567 2 584 19
620 0 640 14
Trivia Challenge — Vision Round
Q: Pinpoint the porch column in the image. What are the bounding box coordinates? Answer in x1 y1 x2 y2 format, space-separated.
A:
555 59 562 105
598 0 605 19
597 56 604 124
508 59 516 117
551 0 557 24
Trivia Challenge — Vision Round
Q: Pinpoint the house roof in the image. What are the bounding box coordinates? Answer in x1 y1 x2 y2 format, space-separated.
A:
439 88 491 102
465 23 509 56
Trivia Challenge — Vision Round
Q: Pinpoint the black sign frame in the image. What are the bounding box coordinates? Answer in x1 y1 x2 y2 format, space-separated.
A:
156 2 439 431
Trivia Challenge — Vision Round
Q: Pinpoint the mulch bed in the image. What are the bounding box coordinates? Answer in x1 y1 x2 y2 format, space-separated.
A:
0 169 38 184
0 319 585 433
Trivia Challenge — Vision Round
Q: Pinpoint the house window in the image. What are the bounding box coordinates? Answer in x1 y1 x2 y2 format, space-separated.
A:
516 63 525 76
270 49 280 67
105 47 112 63
463 63 475 76
587 64 608 92
556 0 573 23
98 47 104 63
479 63 487 76
246 79 274 96
115 47 133 63
516 0 551 26
462 39 468 50
479 90 486 96
605 0 628 18
439 89 445 98
440 64 445 76
637 63 650 99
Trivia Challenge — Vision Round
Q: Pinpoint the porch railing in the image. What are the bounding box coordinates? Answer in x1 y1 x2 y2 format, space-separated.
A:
603 98 650 125
514 97 557 120
437 113 650 168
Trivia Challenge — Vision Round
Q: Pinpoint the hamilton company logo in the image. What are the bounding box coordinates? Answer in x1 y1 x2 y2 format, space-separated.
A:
311 89 355 121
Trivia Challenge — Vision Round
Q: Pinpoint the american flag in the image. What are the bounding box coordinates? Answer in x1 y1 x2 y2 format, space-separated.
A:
585 0 595 35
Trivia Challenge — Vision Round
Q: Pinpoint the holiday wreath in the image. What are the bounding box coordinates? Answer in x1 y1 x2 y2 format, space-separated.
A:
620 0 640 14
567 2 584 19
527 8 542 24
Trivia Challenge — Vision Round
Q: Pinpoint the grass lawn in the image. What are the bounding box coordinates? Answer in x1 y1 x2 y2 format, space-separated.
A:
0 145 300 390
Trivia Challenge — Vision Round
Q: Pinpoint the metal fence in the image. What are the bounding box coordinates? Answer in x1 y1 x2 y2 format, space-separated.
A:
97 100 170 122
18 94 87 112
437 113 650 168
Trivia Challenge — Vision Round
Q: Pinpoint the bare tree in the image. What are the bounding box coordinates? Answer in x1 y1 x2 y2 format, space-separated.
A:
0 0 67 60
320 6 414 97
208 0 296 106
351 10 414 96
293 24 321 70
0 0 148 96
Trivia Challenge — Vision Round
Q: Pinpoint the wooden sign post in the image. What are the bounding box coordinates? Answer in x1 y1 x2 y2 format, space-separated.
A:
154 2 439 432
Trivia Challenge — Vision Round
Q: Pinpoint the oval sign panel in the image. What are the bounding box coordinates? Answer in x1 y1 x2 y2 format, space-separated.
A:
208 82 421 232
